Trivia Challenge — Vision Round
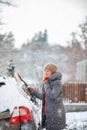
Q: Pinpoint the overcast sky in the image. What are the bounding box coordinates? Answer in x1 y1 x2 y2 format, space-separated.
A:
1 0 87 48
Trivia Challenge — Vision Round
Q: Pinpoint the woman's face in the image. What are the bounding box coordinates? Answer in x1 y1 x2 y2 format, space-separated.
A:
44 69 52 77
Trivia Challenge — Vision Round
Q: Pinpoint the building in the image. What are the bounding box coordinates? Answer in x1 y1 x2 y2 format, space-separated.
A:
76 59 87 82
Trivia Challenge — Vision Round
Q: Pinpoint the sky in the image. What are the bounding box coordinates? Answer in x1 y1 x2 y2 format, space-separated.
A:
1 0 87 48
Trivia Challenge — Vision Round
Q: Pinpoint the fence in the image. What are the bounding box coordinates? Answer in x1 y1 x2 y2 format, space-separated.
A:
63 82 87 103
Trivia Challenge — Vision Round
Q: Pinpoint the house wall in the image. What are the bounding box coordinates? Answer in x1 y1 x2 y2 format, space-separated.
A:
76 59 87 82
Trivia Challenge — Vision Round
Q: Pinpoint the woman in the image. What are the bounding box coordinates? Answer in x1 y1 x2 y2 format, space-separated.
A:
28 63 66 130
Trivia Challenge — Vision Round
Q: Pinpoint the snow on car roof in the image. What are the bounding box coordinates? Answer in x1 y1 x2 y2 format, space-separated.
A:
0 76 33 113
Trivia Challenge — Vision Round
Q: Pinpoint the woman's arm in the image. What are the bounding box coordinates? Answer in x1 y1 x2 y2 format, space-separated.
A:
27 87 43 100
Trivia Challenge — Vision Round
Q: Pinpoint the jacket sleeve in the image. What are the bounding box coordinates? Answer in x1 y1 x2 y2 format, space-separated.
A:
46 80 62 100
31 90 43 100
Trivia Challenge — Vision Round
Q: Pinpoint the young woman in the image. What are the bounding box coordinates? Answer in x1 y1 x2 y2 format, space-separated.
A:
28 63 66 130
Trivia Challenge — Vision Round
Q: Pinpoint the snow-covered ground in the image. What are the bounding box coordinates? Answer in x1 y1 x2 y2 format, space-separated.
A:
0 76 87 130
65 111 87 130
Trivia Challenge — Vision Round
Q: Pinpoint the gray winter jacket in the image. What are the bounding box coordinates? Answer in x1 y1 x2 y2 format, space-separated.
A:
32 72 66 130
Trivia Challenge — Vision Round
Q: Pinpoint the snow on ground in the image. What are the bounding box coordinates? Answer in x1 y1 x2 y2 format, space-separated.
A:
65 111 87 130
0 76 87 130
66 111 87 124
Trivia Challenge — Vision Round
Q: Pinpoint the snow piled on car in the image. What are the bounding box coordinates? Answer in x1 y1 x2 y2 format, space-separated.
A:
0 77 32 113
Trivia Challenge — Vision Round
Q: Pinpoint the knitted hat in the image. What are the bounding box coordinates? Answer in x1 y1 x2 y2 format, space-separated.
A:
43 63 58 74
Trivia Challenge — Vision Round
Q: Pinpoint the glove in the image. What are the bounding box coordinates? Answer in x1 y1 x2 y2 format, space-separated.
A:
26 87 35 93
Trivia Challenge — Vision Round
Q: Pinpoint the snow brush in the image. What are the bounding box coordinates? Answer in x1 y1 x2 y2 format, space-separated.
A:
17 73 36 104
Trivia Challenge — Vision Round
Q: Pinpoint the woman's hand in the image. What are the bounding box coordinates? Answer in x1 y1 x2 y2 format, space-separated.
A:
26 87 35 93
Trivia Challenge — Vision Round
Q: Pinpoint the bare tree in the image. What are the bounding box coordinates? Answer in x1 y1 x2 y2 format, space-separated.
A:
0 0 16 7
70 32 81 49
79 17 87 49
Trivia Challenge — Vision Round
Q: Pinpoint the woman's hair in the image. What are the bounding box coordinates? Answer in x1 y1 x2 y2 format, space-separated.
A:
43 63 58 74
